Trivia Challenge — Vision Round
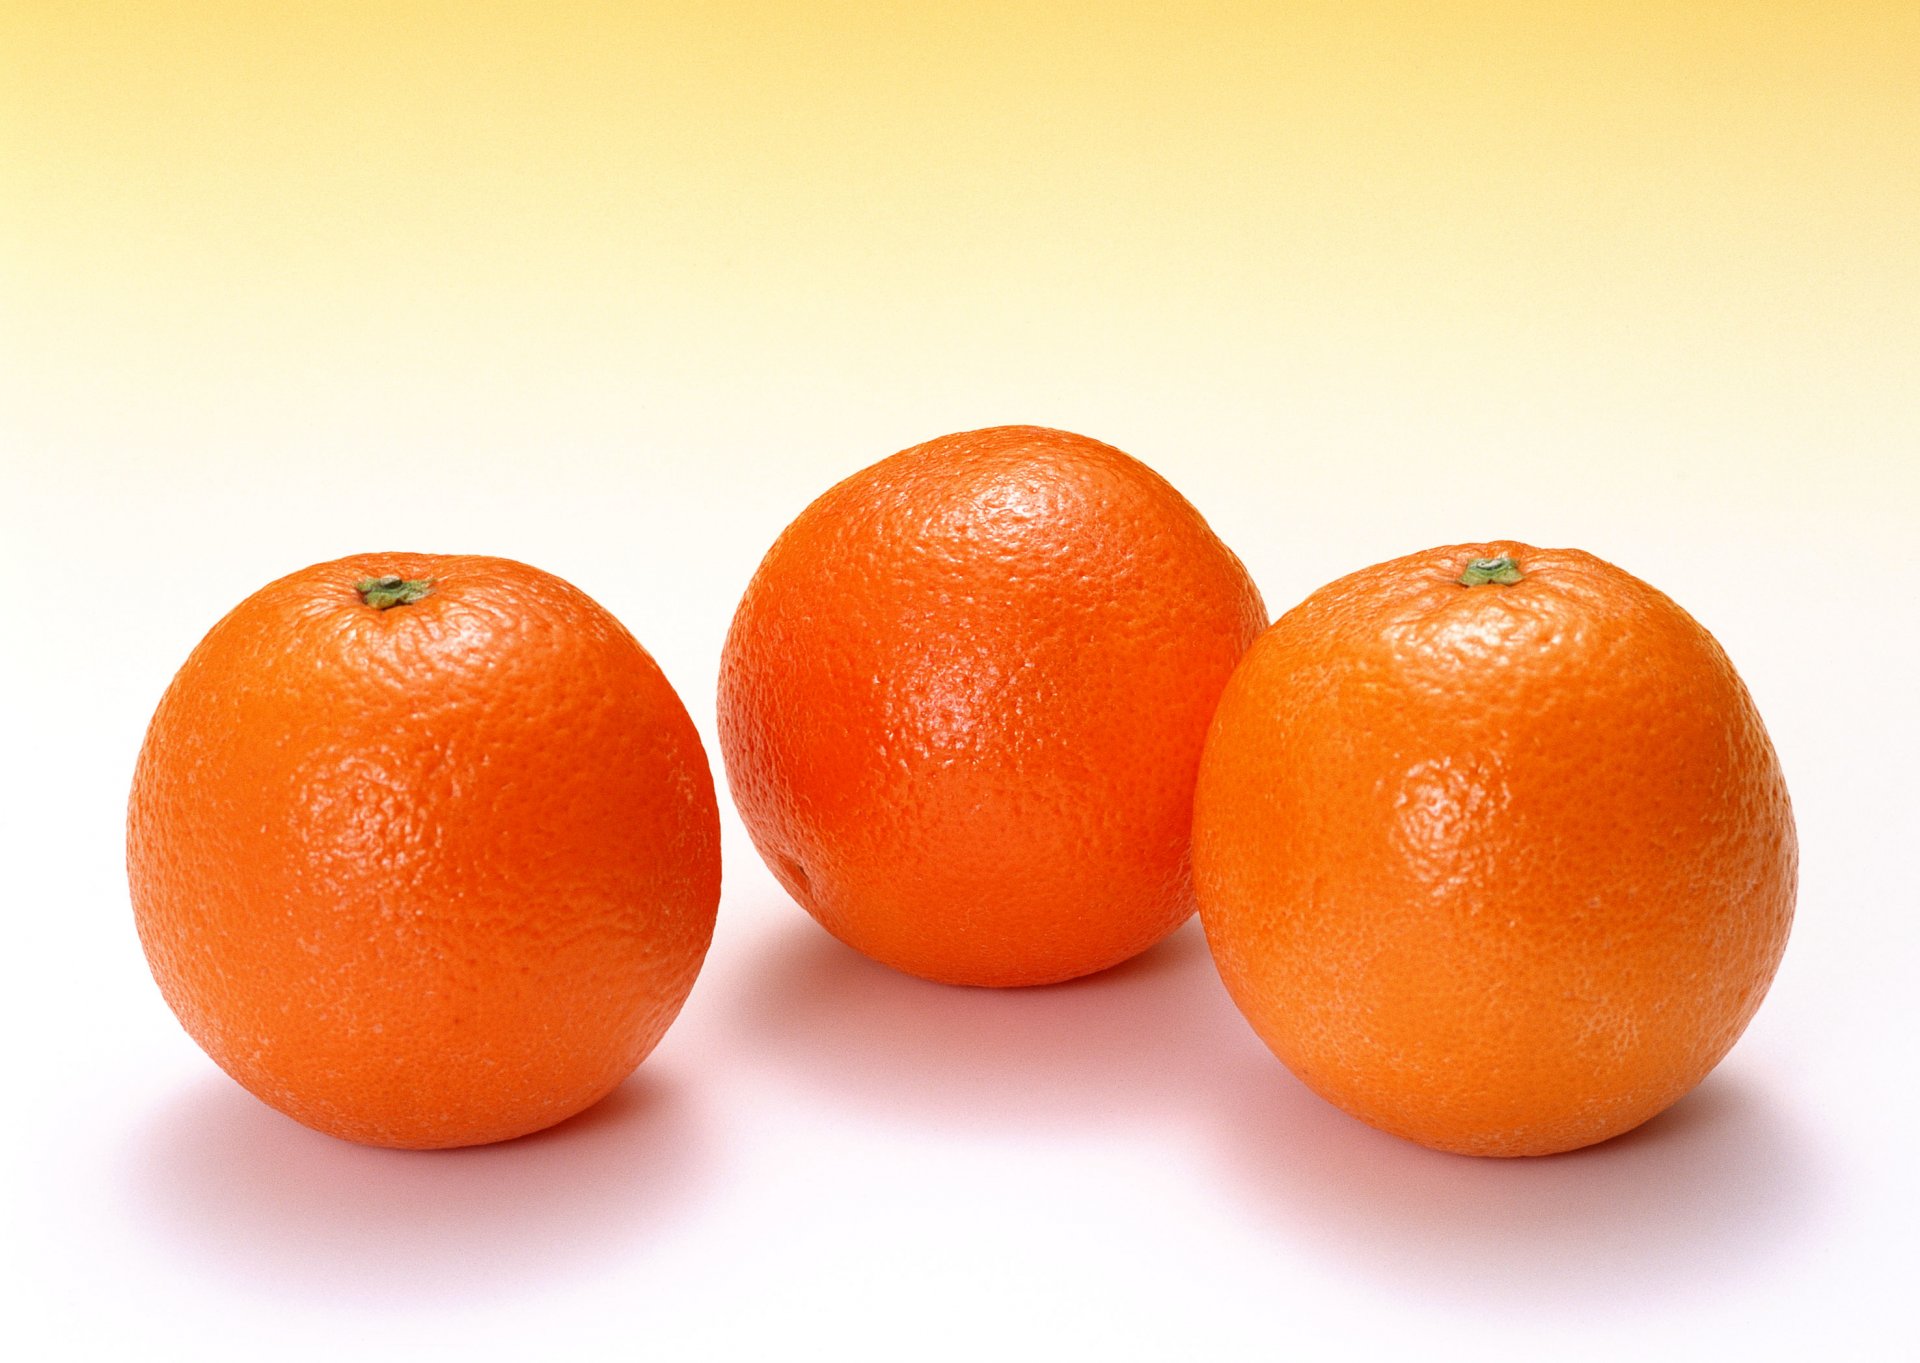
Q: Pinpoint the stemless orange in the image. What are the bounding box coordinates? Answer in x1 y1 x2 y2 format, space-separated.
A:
719 425 1266 987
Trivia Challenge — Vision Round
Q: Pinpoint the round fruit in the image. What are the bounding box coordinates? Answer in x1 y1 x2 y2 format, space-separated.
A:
1193 542 1796 1157
128 554 720 1149
719 425 1266 987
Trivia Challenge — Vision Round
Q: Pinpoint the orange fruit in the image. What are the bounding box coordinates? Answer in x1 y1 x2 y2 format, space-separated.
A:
128 554 720 1149
718 425 1266 987
1193 542 1796 1157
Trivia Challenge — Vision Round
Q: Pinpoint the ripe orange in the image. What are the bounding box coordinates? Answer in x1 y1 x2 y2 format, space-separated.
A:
128 554 721 1149
718 425 1266 987
1193 542 1796 1157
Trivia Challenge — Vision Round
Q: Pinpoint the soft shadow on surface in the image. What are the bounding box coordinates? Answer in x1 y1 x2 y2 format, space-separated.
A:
741 912 1821 1304
124 1071 712 1304
732 916 1253 1133
1213 1059 1824 1307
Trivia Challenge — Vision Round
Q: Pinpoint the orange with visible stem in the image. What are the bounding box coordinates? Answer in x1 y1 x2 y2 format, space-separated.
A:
1193 542 1796 1156
128 554 720 1149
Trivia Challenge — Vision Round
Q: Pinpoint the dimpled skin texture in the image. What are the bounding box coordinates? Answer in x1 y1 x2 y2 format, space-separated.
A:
718 426 1267 987
1193 542 1796 1157
128 554 721 1149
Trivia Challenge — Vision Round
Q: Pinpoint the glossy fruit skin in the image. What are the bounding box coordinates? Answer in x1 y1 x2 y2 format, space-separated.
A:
128 554 720 1149
719 425 1266 987
1193 542 1796 1157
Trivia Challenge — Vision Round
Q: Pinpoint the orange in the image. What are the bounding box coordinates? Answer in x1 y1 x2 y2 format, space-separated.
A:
718 425 1266 987
1193 542 1796 1156
128 554 720 1149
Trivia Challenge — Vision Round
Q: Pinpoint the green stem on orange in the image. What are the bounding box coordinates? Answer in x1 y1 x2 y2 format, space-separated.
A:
356 575 435 609
1459 555 1524 587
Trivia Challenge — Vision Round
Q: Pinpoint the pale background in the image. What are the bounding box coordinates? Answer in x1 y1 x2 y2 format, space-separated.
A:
3 4 1916 1359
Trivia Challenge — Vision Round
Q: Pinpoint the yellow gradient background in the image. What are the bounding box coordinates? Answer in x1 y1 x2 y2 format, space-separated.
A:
11 0 1916 765
8 0 1917 767
8 3 1915 516
5 10 1918 1358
